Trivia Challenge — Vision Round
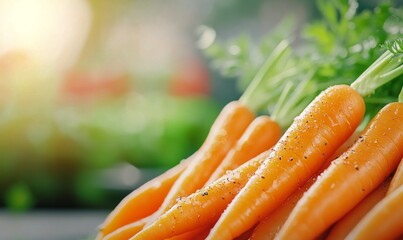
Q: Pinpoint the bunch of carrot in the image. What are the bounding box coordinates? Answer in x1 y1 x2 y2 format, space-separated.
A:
97 39 403 240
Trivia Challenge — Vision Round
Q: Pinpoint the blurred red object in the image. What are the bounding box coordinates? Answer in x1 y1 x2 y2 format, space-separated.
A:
61 71 131 102
169 58 210 97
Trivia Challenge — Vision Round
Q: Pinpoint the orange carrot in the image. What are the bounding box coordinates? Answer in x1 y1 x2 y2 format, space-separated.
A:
249 131 361 240
326 178 391 240
103 217 149 240
206 85 365 240
166 226 211 240
387 158 403 195
131 150 270 240
236 225 257 240
206 115 281 184
346 185 403 240
97 157 190 239
276 102 403 240
145 101 255 225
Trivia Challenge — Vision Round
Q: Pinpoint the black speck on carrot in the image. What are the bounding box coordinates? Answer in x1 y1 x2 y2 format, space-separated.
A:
202 192 208 196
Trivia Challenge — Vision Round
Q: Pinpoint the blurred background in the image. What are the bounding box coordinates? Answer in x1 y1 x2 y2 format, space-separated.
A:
0 0 392 239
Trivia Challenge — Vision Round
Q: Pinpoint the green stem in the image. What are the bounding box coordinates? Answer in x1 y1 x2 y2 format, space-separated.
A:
271 81 293 120
399 87 403 103
380 64 403 83
239 40 291 112
351 39 403 96
364 97 398 104
269 66 299 86
280 73 313 114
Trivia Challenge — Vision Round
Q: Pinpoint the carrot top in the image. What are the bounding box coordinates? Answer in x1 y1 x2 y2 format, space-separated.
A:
238 40 297 115
203 1 403 128
351 38 403 97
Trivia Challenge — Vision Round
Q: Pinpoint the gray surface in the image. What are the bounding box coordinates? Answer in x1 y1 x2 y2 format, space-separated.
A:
0 210 108 240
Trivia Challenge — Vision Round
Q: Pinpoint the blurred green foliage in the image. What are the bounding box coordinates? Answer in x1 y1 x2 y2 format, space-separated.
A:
0 93 219 209
0 55 219 209
4 183 35 212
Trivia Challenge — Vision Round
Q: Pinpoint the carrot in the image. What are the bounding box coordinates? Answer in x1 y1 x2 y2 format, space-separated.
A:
97 157 191 239
206 115 281 184
326 178 391 240
131 150 270 240
387 158 403 195
145 101 255 225
346 185 403 240
166 226 211 240
326 158 400 240
102 201 211 240
276 102 403 240
250 189 305 240
206 84 365 240
249 131 361 240
103 217 149 240
235 225 257 240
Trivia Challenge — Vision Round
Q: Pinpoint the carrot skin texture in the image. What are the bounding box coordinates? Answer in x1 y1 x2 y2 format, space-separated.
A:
147 101 255 224
235 225 257 240
207 85 365 240
103 217 149 240
166 226 211 240
97 159 189 238
277 102 403 240
250 131 360 240
250 190 304 240
326 179 391 240
131 151 270 240
207 115 281 184
346 185 403 240
387 158 403 195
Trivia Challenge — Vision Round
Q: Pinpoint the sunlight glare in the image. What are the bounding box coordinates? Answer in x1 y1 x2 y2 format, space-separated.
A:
0 0 91 70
